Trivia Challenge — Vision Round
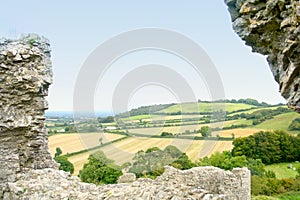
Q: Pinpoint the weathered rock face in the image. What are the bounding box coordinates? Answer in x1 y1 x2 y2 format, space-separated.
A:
225 0 300 113
0 34 58 197
4 166 250 200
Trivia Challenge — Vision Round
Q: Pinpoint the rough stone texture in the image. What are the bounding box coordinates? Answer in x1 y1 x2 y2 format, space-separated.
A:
3 166 250 200
225 0 300 113
117 173 136 183
0 34 58 197
0 35 251 199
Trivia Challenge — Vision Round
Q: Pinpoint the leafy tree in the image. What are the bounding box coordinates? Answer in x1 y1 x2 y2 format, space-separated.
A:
232 130 300 164
171 153 194 170
161 132 173 137
79 151 122 184
98 116 115 123
54 156 74 174
197 151 247 170
55 147 62 157
164 145 183 158
197 126 211 137
289 118 300 131
197 151 265 176
54 147 74 174
128 145 191 178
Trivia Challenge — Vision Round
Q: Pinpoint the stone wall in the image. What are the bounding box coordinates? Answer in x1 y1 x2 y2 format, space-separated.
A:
0 34 58 197
4 166 250 200
225 0 300 113
0 35 251 199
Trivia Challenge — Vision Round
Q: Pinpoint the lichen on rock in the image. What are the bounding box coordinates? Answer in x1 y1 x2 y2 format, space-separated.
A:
225 0 300 113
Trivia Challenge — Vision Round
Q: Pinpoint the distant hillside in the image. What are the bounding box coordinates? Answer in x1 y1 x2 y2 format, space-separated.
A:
116 98 281 117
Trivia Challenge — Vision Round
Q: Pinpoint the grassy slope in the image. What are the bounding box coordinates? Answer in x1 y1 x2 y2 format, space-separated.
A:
254 112 300 131
265 162 300 179
129 119 252 136
228 106 287 116
158 102 257 113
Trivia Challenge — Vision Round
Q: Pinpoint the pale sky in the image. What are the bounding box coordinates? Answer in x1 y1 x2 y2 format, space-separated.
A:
1 1 286 112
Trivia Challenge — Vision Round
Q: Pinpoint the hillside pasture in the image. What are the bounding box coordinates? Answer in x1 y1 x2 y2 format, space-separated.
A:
265 162 300 179
158 102 257 114
129 119 252 136
254 112 300 131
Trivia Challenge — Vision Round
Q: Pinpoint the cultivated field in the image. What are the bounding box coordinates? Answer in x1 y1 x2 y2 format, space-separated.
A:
48 102 300 176
48 132 124 156
67 136 234 175
215 128 265 138
129 119 252 136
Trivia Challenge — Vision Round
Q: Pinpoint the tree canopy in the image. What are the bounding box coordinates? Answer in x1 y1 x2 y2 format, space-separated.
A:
79 151 122 185
232 130 300 164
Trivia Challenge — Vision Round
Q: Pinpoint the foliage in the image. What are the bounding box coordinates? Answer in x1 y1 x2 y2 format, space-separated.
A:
160 132 173 137
246 107 291 125
55 147 62 157
288 118 300 131
54 156 74 174
98 116 115 123
54 147 74 174
129 145 194 178
197 126 212 137
78 125 98 132
197 151 265 176
232 131 300 164
79 151 122 185
171 153 195 170
251 176 300 196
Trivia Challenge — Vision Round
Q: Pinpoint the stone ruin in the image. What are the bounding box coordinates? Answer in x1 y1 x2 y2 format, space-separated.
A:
0 35 251 199
225 0 300 113
0 34 58 196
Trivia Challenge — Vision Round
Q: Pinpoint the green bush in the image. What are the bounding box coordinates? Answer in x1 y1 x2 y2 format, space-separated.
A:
54 156 74 174
288 118 300 131
79 151 122 185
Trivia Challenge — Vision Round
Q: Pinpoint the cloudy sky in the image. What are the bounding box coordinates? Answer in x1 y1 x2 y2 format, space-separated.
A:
1 1 285 112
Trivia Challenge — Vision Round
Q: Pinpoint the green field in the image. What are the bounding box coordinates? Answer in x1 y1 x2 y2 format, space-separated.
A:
265 162 300 179
255 112 300 131
129 119 252 136
228 106 287 116
119 114 151 121
158 102 257 113
119 114 202 122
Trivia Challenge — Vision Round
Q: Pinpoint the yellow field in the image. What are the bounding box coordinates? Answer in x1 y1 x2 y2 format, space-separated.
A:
48 132 124 156
215 128 264 138
68 136 234 175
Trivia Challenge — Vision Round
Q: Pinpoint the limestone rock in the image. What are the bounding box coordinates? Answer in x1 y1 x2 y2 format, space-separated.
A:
3 166 250 200
225 0 300 113
117 173 136 183
0 34 58 198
